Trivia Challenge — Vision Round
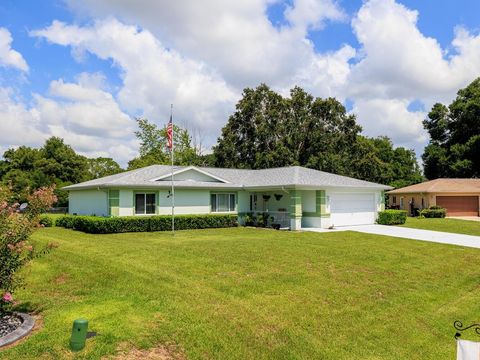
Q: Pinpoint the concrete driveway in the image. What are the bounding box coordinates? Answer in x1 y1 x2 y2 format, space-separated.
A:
305 224 480 249
448 216 480 222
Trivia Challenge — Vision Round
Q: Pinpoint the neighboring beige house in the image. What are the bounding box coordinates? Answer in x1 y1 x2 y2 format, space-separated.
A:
64 165 391 230
386 179 480 217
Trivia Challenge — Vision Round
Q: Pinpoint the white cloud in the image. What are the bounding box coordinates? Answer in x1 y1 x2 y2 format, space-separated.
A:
0 88 44 146
31 18 238 145
0 28 28 72
352 98 427 149
75 71 111 91
285 0 347 31
31 2 355 141
449 27 480 89
0 76 137 165
46 123 138 161
349 0 480 101
345 0 480 153
290 44 355 98
36 77 133 138
64 0 347 88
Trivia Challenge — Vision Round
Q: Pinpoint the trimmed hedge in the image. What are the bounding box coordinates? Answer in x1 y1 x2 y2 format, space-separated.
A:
55 214 238 234
56 215 76 229
420 207 446 218
377 210 407 225
39 215 54 227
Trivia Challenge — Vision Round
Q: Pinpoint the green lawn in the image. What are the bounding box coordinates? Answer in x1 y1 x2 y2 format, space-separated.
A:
2 227 480 359
400 217 480 236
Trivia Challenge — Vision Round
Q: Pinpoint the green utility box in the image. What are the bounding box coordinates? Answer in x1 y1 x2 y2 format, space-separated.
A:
70 318 88 351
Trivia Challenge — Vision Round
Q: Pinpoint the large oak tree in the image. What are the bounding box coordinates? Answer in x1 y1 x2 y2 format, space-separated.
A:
214 84 422 187
422 78 480 179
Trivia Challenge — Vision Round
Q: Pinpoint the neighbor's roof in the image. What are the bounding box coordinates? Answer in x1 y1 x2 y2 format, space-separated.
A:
387 178 480 194
63 165 392 191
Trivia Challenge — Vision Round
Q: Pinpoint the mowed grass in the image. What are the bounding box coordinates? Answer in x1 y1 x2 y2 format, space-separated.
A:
400 217 480 236
2 227 480 359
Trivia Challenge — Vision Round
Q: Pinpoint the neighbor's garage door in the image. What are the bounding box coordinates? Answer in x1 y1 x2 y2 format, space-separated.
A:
330 193 376 227
436 196 479 216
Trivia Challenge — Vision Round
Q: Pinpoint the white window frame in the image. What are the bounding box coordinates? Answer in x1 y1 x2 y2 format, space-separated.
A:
211 193 236 213
135 192 156 215
400 197 404 209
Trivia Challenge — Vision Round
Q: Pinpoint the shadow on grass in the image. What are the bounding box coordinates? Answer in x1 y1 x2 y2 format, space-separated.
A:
12 301 41 314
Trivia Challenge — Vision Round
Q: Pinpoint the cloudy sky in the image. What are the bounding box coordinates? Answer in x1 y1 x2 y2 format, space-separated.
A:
1 0 480 166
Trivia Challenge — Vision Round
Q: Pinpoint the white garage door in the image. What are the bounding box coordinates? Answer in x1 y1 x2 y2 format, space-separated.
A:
330 193 376 227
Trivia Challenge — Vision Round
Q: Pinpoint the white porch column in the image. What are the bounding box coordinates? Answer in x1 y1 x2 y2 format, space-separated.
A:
289 190 302 230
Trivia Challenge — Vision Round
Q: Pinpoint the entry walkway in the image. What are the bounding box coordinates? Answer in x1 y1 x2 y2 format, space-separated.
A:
304 224 480 249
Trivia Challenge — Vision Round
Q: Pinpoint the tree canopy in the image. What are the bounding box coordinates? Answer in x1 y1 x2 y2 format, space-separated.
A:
0 137 122 206
87 157 123 179
214 84 422 187
128 118 202 169
351 136 422 188
422 78 480 179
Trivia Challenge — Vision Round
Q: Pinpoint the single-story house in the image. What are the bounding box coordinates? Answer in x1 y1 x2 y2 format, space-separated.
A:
386 178 480 217
63 165 392 230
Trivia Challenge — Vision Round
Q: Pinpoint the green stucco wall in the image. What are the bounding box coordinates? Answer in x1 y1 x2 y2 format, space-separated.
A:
289 190 302 219
68 189 108 216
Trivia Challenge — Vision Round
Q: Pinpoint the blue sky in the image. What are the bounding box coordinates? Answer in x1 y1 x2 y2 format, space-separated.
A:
0 0 479 165
0 0 121 98
305 0 480 52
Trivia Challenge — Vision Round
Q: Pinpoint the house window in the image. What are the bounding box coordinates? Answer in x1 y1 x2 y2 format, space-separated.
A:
400 197 404 209
135 193 156 215
211 193 235 212
392 196 397 204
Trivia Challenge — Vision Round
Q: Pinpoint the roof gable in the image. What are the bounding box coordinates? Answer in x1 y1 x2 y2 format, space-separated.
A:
150 166 229 183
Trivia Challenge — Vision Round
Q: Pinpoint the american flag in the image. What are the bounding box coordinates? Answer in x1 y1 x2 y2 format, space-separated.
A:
167 115 173 149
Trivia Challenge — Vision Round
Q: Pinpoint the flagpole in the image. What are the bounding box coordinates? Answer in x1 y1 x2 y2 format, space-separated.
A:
170 104 175 235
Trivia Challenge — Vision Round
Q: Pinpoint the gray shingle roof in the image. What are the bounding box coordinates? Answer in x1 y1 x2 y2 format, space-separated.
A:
63 165 392 190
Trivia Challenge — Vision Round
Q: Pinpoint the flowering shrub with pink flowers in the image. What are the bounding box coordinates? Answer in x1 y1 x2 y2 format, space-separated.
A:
0 184 57 313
